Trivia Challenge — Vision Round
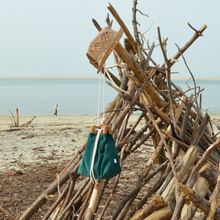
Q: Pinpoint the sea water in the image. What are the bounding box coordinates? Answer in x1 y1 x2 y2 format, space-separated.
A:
0 78 118 116
0 78 219 116
174 80 220 113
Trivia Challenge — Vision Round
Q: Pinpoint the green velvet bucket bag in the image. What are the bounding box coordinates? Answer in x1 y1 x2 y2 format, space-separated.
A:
77 124 121 180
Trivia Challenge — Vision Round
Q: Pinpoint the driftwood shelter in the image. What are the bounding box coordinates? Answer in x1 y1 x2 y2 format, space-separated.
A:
19 2 220 220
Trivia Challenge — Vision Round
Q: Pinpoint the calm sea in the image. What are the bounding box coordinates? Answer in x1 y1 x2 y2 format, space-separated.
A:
0 78 219 116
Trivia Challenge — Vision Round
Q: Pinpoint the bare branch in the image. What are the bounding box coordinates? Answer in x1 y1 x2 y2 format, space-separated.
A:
136 9 149 17
174 42 200 114
132 0 140 45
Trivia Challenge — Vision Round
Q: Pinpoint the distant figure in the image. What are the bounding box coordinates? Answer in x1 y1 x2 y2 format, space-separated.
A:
54 104 58 116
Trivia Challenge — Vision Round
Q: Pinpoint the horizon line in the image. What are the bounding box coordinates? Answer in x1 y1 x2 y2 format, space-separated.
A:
0 76 220 80
0 76 100 79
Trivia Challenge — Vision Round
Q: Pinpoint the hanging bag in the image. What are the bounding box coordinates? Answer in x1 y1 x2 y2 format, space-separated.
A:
77 124 121 180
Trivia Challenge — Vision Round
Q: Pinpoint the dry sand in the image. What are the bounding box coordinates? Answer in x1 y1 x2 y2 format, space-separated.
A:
0 115 141 173
0 114 219 173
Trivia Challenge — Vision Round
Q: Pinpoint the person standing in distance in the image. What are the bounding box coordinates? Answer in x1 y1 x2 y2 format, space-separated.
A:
54 104 58 116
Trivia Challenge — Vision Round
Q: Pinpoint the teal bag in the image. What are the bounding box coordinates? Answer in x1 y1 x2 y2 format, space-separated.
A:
78 124 121 180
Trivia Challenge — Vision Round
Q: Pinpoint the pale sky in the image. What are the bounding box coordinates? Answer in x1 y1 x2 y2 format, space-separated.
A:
0 1 219 78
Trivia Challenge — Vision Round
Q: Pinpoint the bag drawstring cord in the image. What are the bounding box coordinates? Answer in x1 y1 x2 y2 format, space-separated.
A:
90 127 103 184
97 64 106 126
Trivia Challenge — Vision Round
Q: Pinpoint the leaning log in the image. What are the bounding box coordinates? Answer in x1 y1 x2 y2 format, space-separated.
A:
199 163 219 189
161 146 199 203
179 183 220 219
180 176 209 219
143 202 175 220
131 194 165 220
207 174 220 220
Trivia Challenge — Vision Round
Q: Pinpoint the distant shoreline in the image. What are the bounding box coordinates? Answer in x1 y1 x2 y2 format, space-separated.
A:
1 113 220 118
0 76 220 80
171 77 220 81
0 76 100 79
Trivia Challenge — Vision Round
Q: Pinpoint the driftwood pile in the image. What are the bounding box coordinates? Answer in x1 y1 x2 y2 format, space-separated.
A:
20 2 220 220
9 108 36 127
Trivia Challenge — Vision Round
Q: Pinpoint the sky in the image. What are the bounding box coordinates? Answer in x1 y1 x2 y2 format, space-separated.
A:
0 1 219 78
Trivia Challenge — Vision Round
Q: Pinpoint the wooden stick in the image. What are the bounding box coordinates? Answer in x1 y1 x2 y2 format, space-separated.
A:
180 176 209 220
74 180 93 206
57 178 90 220
132 0 140 45
192 113 210 145
157 26 176 131
157 160 180 195
181 94 195 141
59 171 77 215
187 138 220 188
16 108 19 127
161 146 199 205
130 126 156 153
131 194 166 220
178 183 220 219
51 199 65 220
111 160 168 220
135 87 179 195
144 202 175 220
175 42 200 113
19 150 84 220
0 206 16 220
112 68 156 134
84 180 104 219
116 111 130 144
199 163 219 189
124 111 146 140
114 42 165 109
125 123 149 151
172 25 207 62
76 186 93 220
171 138 220 219
22 116 36 127
108 3 138 54
9 109 16 126
42 181 70 220
125 164 172 219
98 174 121 220
191 123 198 140
207 166 220 220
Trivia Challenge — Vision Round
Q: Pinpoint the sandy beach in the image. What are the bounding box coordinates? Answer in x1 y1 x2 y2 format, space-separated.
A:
0 113 220 174
0 114 143 173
